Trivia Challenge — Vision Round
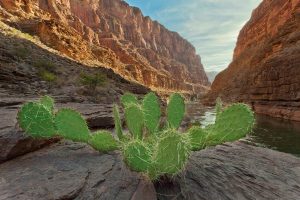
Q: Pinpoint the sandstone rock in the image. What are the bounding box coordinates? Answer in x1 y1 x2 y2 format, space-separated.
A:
207 0 300 121
0 142 156 200
0 0 210 95
0 96 53 164
157 142 300 200
1 141 299 200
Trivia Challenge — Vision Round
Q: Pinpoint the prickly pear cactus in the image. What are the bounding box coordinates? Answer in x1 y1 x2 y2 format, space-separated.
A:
205 103 255 146
152 130 191 176
124 104 144 139
215 97 223 120
40 95 54 113
113 105 123 140
55 108 90 143
121 93 138 107
188 126 209 151
17 93 255 181
123 140 152 172
89 131 119 152
18 102 56 138
142 92 161 134
166 93 185 129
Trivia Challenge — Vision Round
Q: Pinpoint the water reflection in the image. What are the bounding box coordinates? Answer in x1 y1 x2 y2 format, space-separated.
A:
248 115 300 157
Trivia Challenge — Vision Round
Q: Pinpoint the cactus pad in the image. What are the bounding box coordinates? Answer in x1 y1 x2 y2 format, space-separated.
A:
121 93 138 107
206 103 255 146
89 131 119 152
18 102 56 138
123 140 152 172
40 95 54 113
55 108 90 142
153 130 190 175
215 97 223 120
167 93 185 129
188 126 209 151
113 105 123 140
142 92 161 134
124 104 144 139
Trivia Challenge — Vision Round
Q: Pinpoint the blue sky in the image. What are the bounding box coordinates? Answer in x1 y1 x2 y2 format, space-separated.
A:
125 0 262 72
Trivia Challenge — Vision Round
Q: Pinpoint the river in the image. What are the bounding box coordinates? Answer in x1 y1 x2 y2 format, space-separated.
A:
187 103 300 157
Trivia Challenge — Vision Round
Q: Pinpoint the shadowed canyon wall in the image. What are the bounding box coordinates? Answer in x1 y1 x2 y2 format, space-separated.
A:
207 0 300 121
0 0 209 95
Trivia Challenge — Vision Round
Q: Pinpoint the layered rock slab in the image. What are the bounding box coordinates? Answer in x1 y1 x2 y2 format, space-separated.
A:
0 142 156 200
1 141 299 200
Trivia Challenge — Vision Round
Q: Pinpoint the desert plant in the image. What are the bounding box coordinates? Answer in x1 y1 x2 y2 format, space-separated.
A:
79 72 107 91
33 60 57 83
17 93 255 180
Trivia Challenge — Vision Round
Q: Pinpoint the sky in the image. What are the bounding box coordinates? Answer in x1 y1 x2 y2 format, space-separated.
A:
125 0 262 72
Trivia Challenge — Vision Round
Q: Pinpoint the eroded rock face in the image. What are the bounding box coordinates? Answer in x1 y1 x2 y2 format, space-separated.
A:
207 0 300 121
0 0 209 95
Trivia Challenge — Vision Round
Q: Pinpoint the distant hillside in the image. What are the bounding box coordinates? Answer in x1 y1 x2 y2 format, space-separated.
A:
206 71 219 83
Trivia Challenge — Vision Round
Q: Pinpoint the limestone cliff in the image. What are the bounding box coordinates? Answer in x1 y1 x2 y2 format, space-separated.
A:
0 0 209 95
208 0 300 121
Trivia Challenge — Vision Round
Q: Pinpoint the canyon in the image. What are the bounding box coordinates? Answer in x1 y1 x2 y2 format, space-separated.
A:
207 0 300 121
0 0 209 96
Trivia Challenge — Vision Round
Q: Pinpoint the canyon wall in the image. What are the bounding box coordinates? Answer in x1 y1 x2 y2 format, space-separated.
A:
207 0 300 121
0 0 209 95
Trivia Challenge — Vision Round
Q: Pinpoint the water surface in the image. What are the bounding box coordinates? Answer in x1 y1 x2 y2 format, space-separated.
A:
197 107 300 157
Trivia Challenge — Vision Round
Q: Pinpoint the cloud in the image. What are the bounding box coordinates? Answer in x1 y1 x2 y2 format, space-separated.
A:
125 0 262 72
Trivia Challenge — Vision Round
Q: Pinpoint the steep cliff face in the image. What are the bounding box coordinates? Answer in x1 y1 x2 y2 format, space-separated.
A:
208 0 300 121
0 0 209 95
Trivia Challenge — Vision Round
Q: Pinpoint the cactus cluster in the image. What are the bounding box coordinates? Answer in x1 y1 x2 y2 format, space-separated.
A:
17 93 254 180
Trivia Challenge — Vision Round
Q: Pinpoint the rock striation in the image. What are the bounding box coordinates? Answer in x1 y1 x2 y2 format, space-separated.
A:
0 0 209 95
207 0 300 121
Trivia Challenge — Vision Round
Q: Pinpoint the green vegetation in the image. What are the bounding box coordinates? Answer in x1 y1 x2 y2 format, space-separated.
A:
79 72 107 91
33 60 57 83
17 93 254 180
14 46 30 60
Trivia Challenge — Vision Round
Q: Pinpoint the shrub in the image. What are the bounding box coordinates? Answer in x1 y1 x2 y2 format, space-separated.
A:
14 47 30 59
33 60 56 72
17 93 255 180
39 70 57 82
79 72 107 91
33 60 57 83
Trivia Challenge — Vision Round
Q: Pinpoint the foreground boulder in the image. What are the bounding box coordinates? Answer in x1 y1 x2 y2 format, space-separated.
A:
0 141 299 200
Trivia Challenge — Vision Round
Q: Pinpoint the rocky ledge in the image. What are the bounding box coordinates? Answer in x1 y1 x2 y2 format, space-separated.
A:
0 140 299 200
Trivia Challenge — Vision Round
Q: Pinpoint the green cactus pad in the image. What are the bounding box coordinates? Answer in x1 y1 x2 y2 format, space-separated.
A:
206 103 255 146
121 93 138 107
18 102 56 138
167 93 185 129
215 97 223 120
113 105 123 140
123 140 152 172
89 131 119 152
142 92 161 134
188 126 209 151
153 130 190 175
40 96 54 113
55 108 90 142
124 104 144 139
